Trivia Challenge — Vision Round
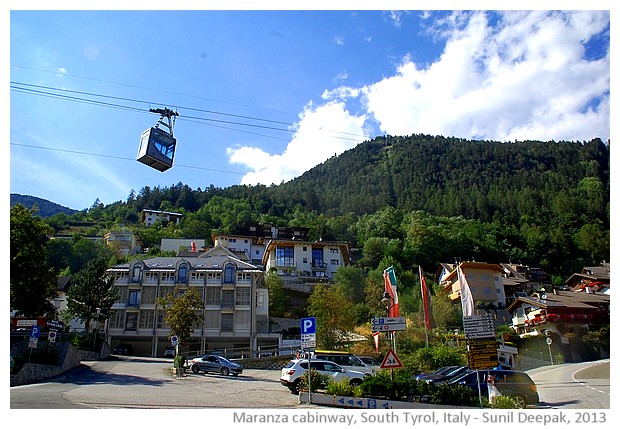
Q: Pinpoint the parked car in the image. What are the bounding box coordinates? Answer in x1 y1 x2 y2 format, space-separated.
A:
358 356 381 371
280 358 366 394
189 354 243 376
417 365 469 384
112 343 134 355
163 346 175 358
312 350 376 375
440 368 539 408
415 365 458 381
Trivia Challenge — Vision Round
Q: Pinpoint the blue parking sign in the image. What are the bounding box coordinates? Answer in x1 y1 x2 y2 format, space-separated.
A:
300 317 316 335
30 326 40 339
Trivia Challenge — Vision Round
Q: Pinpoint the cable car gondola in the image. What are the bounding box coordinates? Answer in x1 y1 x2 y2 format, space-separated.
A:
137 108 179 172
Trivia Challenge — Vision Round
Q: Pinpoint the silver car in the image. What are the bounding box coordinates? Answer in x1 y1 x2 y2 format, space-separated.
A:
189 354 243 376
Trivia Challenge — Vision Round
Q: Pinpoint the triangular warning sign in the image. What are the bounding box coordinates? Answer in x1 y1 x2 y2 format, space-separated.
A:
380 348 403 369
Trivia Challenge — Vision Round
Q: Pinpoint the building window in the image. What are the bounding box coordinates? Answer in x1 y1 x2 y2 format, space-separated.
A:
224 264 236 284
205 287 220 305
236 288 251 306
178 264 188 284
235 311 250 330
160 272 175 283
207 273 221 283
236 272 251 283
312 248 323 268
303 257 308 264
221 313 234 332
221 290 235 309
190 272 204 283
276 246 294 267
330 259 339 266
205 311 220 329
110 310 125 329
139 310 155 329
115 286 128 304
126 312 138 330
128 290 140 307
141 287 156 304
158 286 174 299
131 266 142 283
156 312 167 329
330 248 339 253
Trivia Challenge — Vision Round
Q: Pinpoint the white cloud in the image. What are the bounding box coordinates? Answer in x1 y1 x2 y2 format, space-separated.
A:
363 10 609 142
335 36 344 46
227 11 609 188
228 102 368 186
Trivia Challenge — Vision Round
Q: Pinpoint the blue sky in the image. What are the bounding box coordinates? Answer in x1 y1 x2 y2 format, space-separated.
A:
7 5 611 211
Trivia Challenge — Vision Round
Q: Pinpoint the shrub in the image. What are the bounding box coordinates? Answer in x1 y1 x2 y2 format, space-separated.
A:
299 369 330 392
358 369 415 400
326 379 362 397
429 383 478 406
490 395 519 409
174 355 185 369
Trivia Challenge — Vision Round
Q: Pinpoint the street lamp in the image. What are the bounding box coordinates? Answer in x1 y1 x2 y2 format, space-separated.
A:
381 292 393 315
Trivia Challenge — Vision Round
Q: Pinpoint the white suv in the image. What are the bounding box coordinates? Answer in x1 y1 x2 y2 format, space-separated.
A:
280 359 366 394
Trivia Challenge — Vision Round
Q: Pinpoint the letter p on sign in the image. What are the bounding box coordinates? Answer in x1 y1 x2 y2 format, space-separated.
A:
300 317 316 334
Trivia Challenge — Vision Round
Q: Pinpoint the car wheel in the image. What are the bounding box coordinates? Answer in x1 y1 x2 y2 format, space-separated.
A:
511 395 527 409
221 367 230 376
291 379 302 394
349 379 362 387
191 365 200 374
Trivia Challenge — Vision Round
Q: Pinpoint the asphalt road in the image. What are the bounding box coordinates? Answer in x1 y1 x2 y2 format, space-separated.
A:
10 356 300 409
10 356 610 410
528 359 610 408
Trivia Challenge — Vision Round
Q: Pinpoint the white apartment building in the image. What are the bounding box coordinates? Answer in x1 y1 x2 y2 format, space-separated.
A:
141 209 183 226
105 245 277 357
262 238 351 281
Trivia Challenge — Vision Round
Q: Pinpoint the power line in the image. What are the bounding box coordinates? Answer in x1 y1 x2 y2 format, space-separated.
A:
10 142 246 175
10 81 365 142
11 64 298 118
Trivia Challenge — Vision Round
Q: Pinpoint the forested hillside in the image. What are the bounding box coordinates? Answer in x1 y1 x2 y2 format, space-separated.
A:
10 194 78 218
26 135 609 279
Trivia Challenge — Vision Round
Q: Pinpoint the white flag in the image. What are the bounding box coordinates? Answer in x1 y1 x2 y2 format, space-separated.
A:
457 266 474 317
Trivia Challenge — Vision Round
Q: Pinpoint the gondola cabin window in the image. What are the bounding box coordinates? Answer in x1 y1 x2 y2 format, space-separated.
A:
137 127 176 172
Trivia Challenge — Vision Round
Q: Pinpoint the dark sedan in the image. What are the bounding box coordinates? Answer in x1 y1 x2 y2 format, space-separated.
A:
189 354 243 376
443 368 539 408
419 365 469 384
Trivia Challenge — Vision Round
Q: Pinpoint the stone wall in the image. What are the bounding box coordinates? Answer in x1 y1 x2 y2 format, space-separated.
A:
10 342 83 387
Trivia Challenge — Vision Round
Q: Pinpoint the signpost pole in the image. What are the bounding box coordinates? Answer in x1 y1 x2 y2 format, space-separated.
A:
300 317 317 406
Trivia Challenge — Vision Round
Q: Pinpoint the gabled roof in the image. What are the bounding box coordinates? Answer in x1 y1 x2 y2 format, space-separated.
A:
442 261 503 282
506 290 610 313
107 244 261 273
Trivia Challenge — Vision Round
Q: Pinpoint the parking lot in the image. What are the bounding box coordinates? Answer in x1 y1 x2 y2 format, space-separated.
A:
55 357 302 408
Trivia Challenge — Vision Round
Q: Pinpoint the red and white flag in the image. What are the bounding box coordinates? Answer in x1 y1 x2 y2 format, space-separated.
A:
457 266 475 317
419 266 436 331
372 331 380 353
383 266 400 317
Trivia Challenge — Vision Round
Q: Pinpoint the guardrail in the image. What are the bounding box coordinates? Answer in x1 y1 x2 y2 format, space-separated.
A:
185 344 301 360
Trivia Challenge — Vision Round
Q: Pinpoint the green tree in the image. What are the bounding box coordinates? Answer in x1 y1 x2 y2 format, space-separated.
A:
66 257 117 332
333 266 366 304
10 205 56 317
307 284 356 350
265 271 286 317
157 287 204 349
